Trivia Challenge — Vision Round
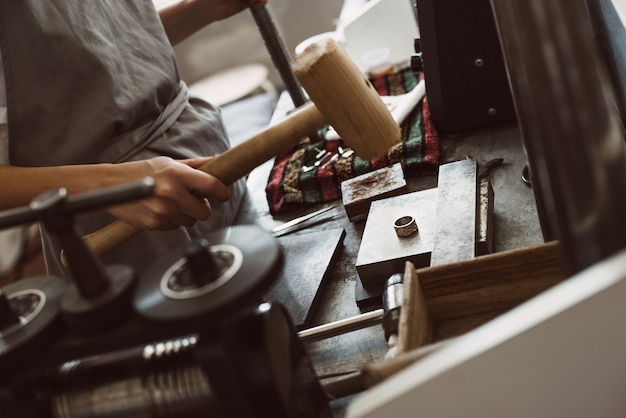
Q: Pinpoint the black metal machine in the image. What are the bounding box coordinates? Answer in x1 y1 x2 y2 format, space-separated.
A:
0 179 331 418
412 0 516 133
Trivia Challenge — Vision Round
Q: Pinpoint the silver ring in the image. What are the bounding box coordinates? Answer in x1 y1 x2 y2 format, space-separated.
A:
394 215 418 237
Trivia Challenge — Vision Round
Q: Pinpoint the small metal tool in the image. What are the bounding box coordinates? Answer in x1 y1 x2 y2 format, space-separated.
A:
298 309 384 343
298 273 404 344
521 164 532 187
303 151 333 172
320 153 339 169
478 158 504 179
272 205 337 237
338 146 355 158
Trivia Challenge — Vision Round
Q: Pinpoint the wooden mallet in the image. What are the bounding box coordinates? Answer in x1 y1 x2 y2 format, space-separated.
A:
71 39 401 261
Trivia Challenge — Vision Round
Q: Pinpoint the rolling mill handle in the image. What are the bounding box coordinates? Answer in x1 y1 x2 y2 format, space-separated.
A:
68 39 401 262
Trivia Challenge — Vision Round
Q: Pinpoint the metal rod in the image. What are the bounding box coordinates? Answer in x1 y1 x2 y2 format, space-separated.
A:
250 3 308 107
271 205 336 235
491 0 626 273
298 309 384 344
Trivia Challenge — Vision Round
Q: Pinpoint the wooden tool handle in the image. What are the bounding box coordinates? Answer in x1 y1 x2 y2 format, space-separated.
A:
196 102 324 183
71 38 399 263
75 103 326 263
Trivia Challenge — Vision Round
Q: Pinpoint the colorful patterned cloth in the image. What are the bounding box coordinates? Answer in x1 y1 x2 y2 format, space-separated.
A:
265 69 440 214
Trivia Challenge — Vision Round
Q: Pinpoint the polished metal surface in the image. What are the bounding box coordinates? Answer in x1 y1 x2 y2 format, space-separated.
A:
355 189 437 288
51 337 219 418
430 159 478 266
394 216 418 237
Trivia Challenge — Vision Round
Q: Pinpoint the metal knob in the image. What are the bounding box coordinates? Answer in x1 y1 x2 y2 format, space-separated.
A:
182 238 218 286
0 290 19 331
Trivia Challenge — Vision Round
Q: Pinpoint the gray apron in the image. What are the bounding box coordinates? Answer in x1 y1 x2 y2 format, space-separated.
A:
0 0 246 278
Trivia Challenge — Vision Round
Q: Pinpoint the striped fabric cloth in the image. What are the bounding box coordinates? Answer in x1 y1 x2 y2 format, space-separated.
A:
265 69 440 214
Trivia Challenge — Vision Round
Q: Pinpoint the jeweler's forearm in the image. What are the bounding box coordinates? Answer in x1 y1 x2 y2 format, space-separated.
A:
0 163 135 211
158 0 256 45
158 0 210 45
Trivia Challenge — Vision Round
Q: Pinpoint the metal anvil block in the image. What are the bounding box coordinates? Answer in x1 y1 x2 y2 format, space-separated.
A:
355 159 485 294
341 163 409 222
355 188 437 289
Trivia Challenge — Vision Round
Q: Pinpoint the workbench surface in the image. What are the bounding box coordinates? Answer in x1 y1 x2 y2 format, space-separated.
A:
234 120 543 415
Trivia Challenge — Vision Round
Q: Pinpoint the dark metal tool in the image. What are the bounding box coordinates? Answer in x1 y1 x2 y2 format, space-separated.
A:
298 273 404 344
250 3 307 107
478 158 504 179
521 164 532 187
492 0 626 273
271 205 338 237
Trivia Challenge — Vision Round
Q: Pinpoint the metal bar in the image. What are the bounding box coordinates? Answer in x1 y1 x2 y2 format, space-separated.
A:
250 3 307 107
0 178 155 230
430 159 478 266
271 205 336 235
490 0 626 273
298 309 384 344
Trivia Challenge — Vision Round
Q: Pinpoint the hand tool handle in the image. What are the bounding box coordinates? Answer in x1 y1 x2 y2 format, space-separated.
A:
73 103 326 263
197 102 323 184
71 37 400 263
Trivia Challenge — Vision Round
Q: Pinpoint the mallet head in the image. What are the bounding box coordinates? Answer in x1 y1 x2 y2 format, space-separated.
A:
292 38 401 160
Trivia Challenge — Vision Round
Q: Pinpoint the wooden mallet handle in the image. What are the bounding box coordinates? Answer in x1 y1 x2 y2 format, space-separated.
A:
76 103 326 260
72 39 400 262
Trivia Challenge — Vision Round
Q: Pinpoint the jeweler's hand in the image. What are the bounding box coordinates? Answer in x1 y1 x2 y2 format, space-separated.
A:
105 156 229 231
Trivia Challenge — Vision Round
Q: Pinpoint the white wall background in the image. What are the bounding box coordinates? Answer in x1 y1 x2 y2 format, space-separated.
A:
171 0 345 88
